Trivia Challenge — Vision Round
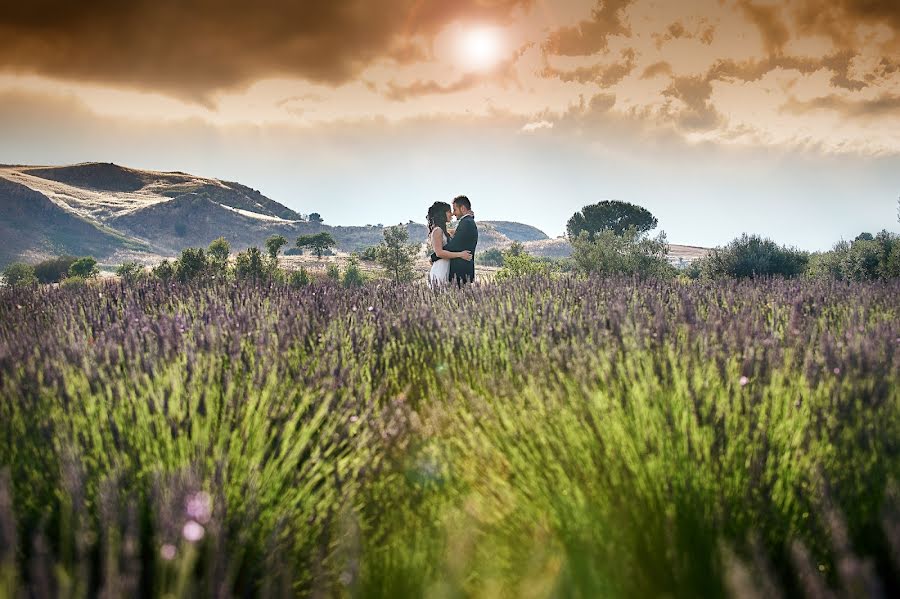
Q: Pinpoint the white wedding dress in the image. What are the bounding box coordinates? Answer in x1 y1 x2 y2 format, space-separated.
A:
429 230 451 287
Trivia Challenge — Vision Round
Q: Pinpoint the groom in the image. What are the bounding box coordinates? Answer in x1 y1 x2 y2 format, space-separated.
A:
432 195 478 284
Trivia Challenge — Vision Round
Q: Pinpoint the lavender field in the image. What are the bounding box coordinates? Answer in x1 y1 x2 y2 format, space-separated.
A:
1 277 899 598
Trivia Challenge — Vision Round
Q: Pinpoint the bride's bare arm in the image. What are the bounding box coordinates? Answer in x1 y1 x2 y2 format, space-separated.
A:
432 228 472 260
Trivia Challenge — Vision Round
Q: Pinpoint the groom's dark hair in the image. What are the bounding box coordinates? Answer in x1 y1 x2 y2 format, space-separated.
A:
453 195 471 211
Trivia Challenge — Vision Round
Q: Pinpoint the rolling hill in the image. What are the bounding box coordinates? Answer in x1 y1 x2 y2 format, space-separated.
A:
0 161 708 267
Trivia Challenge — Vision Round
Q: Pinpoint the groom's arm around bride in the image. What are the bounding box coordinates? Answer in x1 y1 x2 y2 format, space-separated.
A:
434 196 478 283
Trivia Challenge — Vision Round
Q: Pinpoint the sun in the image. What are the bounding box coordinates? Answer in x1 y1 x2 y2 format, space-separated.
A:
460 26 503 70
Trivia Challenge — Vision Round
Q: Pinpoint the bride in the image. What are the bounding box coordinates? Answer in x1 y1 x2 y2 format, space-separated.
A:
428 201 472 286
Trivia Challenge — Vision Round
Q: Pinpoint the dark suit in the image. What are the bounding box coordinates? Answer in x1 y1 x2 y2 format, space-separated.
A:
432 214 478 284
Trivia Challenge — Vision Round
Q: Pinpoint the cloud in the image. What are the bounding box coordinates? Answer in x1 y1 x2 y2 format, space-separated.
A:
542 0 633 56
783 93 900 118
540 48 636 86
661 76 723 131
521 120 553 132
652 20 716 49
0 0 533 103
641 61 673 79
738 1 791 55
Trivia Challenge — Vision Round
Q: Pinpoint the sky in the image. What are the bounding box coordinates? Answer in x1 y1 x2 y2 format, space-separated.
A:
1 0 898 250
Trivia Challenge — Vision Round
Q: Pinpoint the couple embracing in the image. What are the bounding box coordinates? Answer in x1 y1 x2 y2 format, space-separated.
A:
427 195 479 287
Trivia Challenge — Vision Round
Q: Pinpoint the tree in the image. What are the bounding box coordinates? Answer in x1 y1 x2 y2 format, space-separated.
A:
477 247 504 267
571 228 673 278
69 257 99 279
375 225 419 283
297 232 337 259
567 200 658 239
308 213 324 224
116 262 146 283
235 247 268 280
208 237 231 272
697 234 807 279
34 256 78 284
342 256 366 288
2 262 37 287
265 235 288 262
177 248 208 282
855 232 874 242
152 260 176 282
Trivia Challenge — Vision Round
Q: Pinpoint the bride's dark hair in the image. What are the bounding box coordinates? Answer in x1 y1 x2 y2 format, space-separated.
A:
427 201 452 237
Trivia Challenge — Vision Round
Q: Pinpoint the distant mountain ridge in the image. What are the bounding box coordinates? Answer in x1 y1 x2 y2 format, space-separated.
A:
0 162 556 266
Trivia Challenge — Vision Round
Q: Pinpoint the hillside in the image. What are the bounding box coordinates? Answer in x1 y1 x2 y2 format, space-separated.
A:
0 161 706 268
0 177 147 264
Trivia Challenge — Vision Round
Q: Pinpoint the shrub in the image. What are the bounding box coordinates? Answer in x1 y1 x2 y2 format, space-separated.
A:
116 262 146 283
360 246 378 262
571 228 674 278
806 231 900 281
289 268 310 288
325 263 341 282
478 247 504 267
69 257 99 279
151 259 176 282
342 257 366 288
494 253 552 281
698 234 808 279
265 235 288 262
2 262 37 287
177 248 208 282
283 247 304 256
376 225 419 283
208 238 231 275
33 256 78 284
235 247 268 281
59 276 87 289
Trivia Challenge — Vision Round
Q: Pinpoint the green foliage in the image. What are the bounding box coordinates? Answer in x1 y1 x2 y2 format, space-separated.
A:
571 228 674 278
495 246 552 281
360 246 378 262
297 232 337 259
68 256 99 279
176 248 208 282
2 262 37 287
265 235 288 262
325 263 341 282
33 256 78 284
207 237 231 273
59 276 87 289
806 231 900 281
288 267 310 288
855 232 874 242
308 212 324 224
342 256 366 288
567 200 658 239
375 225 419 284
697 234 808 279
477 247 504 267
115 262 146 283
151 259 176 282
235 247 269 281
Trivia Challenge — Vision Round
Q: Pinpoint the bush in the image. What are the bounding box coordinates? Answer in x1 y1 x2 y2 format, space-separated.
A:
69 257 99 279
208 238 231 275
360 246 378 262
2 262 37 287
342 257 366 288
571 228 674 278
806 231 900 281
325 263 341 282
59 276 87 289
33 256 78 284
176 248 208 282
289 268 310 288
375 225 418 283
152 259 176 282
235 247 269 281
494 253 552 281
116 262 146 283
697 234 807 279
478 247 504 267
283 247 304 256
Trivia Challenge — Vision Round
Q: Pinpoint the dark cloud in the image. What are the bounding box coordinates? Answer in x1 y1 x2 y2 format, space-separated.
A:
641 61 673 79
739 1 791 55
540 48 636 86
0 0 533 103
791 0 900 49
706 51 867 91
542 0 633 56
783 93 900 118
661 76 723 131
652 20 716 50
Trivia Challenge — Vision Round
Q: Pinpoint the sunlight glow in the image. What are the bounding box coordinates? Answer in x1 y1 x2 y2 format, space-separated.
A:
460 26 504 70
